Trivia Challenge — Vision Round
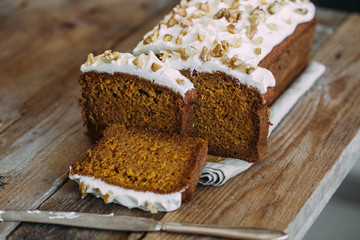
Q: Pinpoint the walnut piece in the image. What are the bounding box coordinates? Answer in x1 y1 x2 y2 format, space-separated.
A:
151 62 163 72
163 34 173 42
246 25 258 39
198 32 205 42
200 46 211 62
79 182 88 198
132 56 143 68
214 8 230 19
295 8 308 15
231 38 243 48
176 78 185 85
179 47 189 60
104 191 115 204
226 24 237 34
86 53 95 66
254 48 261 55
267 1 282 15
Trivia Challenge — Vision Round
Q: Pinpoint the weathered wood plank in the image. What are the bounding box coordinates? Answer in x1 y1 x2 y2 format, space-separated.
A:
142 13 360 240
0 0 178 238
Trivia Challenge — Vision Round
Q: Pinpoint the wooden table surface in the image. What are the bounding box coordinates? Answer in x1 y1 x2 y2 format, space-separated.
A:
1 1 359 239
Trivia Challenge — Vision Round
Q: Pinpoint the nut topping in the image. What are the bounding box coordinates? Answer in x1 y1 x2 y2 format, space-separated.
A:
79 182 88 198
176 36 183 45
253 37 263 46
267 1 282 15
231 38 243 48
151 62 163 72
104 191 115 204
85 53 95 66
229 55 244 70
249 7 266 25
181 18 193 27
254 48 262 55
295 8 308 15
176 7 187 17
176 78 185 85
226 24 237 34
200 46 211 62
198 32 205 42
167 16 179 27
163 34 173 42
179 47 189 60
132 56 143 68
214 8 230 19
246 25 258 39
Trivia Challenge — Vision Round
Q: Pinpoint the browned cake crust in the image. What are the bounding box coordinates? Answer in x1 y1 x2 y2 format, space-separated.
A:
79 71 197 142
70 124 208 202
260 18 317 103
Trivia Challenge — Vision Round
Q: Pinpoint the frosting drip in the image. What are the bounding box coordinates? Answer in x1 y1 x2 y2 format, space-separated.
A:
69 170 183 212
133 0 316 93
80 50 194 97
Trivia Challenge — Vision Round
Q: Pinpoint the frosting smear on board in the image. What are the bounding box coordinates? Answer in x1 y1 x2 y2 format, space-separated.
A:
133 0 316 93
80 50 194 97
69 169 183 213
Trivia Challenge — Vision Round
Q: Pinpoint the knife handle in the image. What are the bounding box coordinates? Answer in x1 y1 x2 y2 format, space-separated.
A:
159 222 288 240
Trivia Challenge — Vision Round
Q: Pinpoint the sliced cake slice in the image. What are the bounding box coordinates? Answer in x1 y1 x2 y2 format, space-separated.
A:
69 124 208 212
79 50 197 142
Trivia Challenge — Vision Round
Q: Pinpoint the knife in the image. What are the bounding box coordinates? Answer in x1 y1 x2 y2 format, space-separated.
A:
0 210 288 240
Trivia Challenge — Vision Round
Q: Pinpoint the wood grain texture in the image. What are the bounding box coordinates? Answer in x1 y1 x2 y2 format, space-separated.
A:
0 0 178 238
142 13 360 240
0 2 358 240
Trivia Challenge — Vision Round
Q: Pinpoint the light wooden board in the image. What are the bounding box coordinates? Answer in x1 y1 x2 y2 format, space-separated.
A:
0 1 359 239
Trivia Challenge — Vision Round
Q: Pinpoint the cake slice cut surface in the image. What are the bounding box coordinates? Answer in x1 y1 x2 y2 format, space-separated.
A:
69 124 208 212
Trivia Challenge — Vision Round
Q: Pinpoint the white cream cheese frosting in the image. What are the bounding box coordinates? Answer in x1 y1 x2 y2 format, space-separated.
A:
133 0 316 94
69 169 184 212
80 50 194 97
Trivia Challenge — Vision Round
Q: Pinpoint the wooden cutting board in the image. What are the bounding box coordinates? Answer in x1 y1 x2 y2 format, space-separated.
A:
1 1 359 239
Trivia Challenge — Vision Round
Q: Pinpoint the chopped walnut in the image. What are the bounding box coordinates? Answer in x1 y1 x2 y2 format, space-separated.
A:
181 18 193 27
132 56 143 68
267 23 277 30
259 0 268 5
190 11 206 19
104 191 115 204
231 1 240 9
200 46 211 62
249 7 266 25
286 18 292 24
246 25 258 39
196 2 210 13
159 50 172 61
254 48 261 55
176 7 187 17
163 34 173 42
227 11 242 23
211 44 225 57
295 8 308 15
219 55 230 65
240 63 256 74
176 36 183 45
151 62 163 72
229 55 244 70
176 78 185 85
179 47 189 60
198 32 205 42
79 182 88 198
231 38 243 48
267 1 282 14
214 8 230 19
226 24 237 34
86 53 95 66
145 202 158 214
221 40 229 52
253 37 263 46
167 16 179 27
143 36 153 45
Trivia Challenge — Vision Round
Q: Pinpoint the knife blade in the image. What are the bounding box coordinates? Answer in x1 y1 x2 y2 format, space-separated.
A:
0 210 288 240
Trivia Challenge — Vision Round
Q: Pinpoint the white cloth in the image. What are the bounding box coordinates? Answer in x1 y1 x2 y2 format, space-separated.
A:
199 61 326 186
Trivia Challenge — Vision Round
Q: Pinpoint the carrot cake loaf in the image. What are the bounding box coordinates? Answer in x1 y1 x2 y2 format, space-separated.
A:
132 0 316 162
80 0 316 162
69 124 208 212
79 51 197 142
